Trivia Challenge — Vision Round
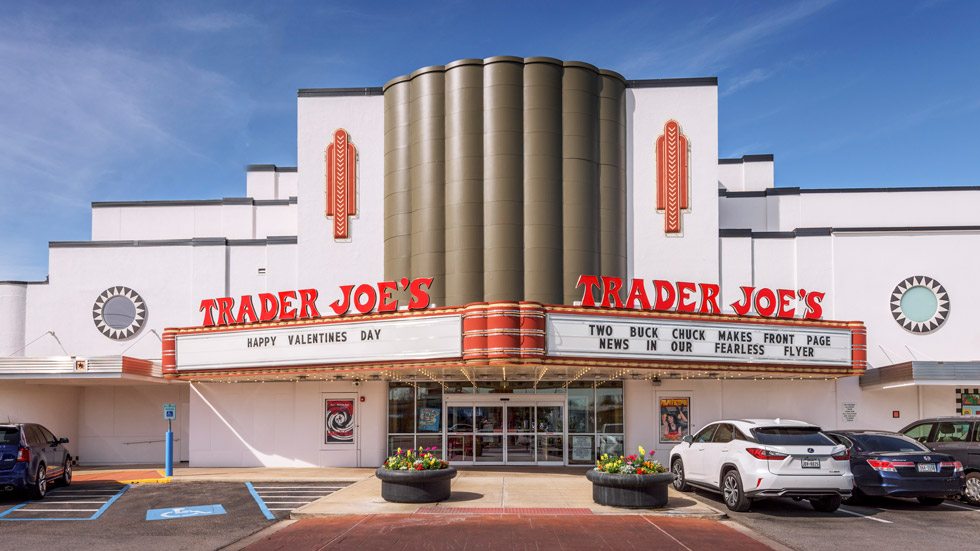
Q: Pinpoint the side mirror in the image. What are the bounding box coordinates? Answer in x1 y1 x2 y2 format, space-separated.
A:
59 437 69 444
682 435 694 444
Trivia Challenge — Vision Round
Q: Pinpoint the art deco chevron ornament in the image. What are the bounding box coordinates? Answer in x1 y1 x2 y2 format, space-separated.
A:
326 128 357 239
656 120 690 235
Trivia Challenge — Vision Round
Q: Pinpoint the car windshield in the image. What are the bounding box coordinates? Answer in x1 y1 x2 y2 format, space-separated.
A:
852 434 929 453
0 427 19 444
752 427 834 446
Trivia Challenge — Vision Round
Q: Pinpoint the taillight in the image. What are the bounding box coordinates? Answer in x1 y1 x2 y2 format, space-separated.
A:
746 448 789 460
15 448 30 462
832 450 850 460
941 461 964 473
867 459 901 472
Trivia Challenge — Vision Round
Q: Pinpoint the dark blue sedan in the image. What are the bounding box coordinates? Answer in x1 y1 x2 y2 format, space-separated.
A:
0 423 73 499
825 430 965 505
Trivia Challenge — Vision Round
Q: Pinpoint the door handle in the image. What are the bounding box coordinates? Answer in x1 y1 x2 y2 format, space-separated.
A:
721 448 729 452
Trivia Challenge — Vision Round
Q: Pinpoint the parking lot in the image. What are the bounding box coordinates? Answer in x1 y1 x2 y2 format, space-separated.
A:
0 480 349 551
690 489 980 551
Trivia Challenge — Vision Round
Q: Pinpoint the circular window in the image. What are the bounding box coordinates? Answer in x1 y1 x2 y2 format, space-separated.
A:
890 276 949 334
93 287 147 340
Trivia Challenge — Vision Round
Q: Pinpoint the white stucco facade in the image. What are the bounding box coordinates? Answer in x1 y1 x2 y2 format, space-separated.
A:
1 62 978 469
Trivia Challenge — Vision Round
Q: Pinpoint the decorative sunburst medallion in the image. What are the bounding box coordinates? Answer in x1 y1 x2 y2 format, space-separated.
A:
890 276 949 334
92 286 147 340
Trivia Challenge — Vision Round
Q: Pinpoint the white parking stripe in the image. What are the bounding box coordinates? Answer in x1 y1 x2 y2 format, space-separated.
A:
28 501 108 504
256 495 327 498
50 491 119 495
15 509 100 512
837 507 893 523
250 486 343 489
941 502 980 511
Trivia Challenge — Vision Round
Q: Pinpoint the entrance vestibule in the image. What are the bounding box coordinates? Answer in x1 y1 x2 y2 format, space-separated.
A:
445 396 565 465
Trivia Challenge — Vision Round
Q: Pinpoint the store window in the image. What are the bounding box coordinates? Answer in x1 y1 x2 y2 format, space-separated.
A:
417 383 443 433
567 382 624 465
386 382 446 458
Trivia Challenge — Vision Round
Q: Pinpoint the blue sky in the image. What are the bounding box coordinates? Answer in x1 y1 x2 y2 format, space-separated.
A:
1 0 978 281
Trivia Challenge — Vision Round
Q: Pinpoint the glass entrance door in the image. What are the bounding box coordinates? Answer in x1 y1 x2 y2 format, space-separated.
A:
445 401 564 465
505 405 535 464
474 405 504 463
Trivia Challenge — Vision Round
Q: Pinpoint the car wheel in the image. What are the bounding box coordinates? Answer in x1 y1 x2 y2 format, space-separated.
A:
810 495 842 513
916 496 945 506
672 458 690 492
57 457 72 487
964 472 980 506
26 464 47 500
722 469 751 512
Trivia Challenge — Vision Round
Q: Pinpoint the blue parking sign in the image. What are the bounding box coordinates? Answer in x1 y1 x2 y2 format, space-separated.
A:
163 403 176 420
146 504 226 520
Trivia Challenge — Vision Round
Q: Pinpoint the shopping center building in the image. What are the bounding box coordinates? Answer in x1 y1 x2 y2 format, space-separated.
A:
1 57 978 468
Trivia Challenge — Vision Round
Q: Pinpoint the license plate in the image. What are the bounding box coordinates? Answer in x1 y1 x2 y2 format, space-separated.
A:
917 463 937 473
802 458 821 469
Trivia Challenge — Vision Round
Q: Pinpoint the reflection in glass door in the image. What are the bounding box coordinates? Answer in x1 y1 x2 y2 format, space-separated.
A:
447 405 474 462
474 406 503 463
536 404 564 463
506 405 534 463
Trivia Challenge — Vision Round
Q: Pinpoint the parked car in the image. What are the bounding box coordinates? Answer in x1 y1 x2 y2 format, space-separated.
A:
899 416 980 505
825 430 964 505
0 423 73 499
669 419 852 512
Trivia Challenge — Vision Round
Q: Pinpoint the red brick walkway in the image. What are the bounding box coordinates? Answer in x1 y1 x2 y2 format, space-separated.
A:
245 514 773 551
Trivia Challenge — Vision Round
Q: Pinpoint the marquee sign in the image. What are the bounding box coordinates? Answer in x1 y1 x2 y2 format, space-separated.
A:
577 276 826 320
198 277 434 327
174 314 462 371
547 314 852 367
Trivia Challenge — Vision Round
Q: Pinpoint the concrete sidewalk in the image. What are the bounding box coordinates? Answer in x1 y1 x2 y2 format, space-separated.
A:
73 464 376 484
293 467 724 519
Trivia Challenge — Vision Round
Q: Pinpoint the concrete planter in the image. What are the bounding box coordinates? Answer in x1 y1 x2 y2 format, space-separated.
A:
376 466 457 503
586 469 673 508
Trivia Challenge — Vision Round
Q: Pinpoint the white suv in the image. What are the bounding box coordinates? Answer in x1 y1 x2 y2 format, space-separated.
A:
669 419 853 512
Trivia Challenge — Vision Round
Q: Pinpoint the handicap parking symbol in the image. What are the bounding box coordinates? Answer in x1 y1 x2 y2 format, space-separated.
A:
146 504 226 520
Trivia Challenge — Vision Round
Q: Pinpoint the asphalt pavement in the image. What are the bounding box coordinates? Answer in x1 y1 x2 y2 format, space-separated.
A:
0 481 341 551
687 488 980 551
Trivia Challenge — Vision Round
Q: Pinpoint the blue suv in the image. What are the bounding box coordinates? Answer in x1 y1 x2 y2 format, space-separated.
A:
0 423 73 499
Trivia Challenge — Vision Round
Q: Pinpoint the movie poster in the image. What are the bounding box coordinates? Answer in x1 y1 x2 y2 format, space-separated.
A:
326 399 355 444
659 397 690 443
418 407 441 432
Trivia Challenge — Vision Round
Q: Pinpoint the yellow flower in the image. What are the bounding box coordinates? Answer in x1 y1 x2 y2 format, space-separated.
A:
638 446 645 457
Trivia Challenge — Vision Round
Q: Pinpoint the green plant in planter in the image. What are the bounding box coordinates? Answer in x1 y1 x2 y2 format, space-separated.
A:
381 447 449 471
595 446 667 475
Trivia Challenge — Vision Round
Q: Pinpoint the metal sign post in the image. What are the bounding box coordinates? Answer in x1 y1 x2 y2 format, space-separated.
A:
163 403 176 477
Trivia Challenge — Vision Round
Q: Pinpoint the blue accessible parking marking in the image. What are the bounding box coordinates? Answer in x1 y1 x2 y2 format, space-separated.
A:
146 504 226 520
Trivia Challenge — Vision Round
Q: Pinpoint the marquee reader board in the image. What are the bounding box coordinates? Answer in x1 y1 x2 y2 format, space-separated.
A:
546 313 854 367
174 314 462 371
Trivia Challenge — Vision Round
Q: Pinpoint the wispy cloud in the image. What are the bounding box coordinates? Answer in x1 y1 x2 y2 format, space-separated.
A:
172 12 258 32
722 68 777 97
0 10 252 279
615 0 837 77
793 94 980 158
